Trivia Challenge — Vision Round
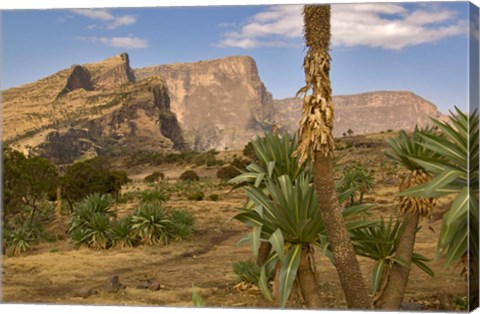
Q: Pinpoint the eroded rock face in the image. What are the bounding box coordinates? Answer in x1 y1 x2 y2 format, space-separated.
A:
36 81 183 163
274 91 446 137
91 53 136 90
135 56 275 151
35 128 99 164
87 83 183 154
57 65 93 98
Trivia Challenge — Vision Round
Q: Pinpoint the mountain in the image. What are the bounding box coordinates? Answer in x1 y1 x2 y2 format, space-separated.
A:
134 56 274 151
2 53 183 163
273 91 445 137
2 53 446 164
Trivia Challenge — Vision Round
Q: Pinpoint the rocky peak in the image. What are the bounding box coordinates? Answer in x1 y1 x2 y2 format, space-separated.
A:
134 55 274 151
90 53 136 90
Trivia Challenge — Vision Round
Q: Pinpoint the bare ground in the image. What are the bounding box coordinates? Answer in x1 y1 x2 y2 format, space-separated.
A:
1 150 469 310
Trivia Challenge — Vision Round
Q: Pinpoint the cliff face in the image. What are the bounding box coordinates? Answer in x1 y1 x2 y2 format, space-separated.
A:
135 56 274 151
3 53 448 164
274 91 445 137
90 53 136 90
57 65 93 98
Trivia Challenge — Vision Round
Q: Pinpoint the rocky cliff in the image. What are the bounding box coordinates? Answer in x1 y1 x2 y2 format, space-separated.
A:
134 56 274 151
3 54 183 163
3 53 447 164
274 91 445 137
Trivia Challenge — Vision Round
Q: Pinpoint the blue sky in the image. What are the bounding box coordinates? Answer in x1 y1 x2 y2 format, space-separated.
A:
2 2 476 113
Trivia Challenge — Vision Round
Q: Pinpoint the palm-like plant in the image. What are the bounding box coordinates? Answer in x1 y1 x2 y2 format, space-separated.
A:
337 163 375 205
109 216 136 248
69 193 115 249
131 203 170 245
229 132 310 266
376 127 437 309
399 108 478 309
350 218 433 299
294 4 370 308
235 174 375 308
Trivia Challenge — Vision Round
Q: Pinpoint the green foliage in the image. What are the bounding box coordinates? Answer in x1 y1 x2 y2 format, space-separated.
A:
337 163 375 205
350 218 434 293
399 107 479 267
192 286 205 307
216 165 240 181
208 194 220 201
167 209 195 241
69 194 114 249
3 148 58 219
3 224 33 255
242 141 257 161
187 190 205 201
232 260 262 284
180 170 200 182
229 132 309 189
140 189 169 204
235 174 375 307
109 216 135 248
144 171 165 183
62 157 129 206
384 126 437 172
131 203 170 245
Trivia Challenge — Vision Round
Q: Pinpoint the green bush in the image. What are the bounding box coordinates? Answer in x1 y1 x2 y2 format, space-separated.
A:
109 216 135 248
131 203 170 245
140 189 169 204
69 194 114 249
208 194 220 201
144 171 165 183
187 190 205 201
180 170 200 182
168 209 195 241
216 165 240 181
230 157 250 170
62 157 129 208
3 225 33 256
232 260 273 285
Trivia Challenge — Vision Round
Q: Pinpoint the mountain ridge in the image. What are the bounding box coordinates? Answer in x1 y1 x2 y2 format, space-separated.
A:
2 53 446 163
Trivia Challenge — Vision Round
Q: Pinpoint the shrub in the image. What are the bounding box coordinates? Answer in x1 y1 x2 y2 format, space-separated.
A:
62 157 129 208
131 203 170 245
144 171 165 183
168 209 195 241
232 260 273 284
216 165 240 181
180 170 200 182
230 157 250 170
69 194 114 249
208 194 220 201
140 189 169 204
3 225 33 256
3 148 58 220
187 190 205 201
109 216 135 248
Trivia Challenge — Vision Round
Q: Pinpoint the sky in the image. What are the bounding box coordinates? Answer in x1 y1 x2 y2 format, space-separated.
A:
1 1 478 114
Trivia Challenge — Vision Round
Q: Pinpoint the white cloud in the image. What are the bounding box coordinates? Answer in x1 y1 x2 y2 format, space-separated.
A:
71 8 136 29
217 4 467 50
78 36 148 49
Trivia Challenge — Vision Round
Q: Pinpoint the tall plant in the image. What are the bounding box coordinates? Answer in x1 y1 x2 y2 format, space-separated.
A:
294 4 370 308
375 127 437 308
399 108 479 309
235 174 374 308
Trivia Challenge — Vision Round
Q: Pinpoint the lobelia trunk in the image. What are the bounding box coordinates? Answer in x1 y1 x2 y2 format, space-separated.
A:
313 152 371 309
296 245 323 308
374 211 420 309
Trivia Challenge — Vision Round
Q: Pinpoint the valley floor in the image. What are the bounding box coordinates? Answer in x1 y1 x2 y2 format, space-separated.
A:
1 142 469 310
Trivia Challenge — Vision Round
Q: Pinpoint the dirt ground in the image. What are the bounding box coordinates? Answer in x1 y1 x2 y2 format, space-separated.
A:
1 145 469 310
